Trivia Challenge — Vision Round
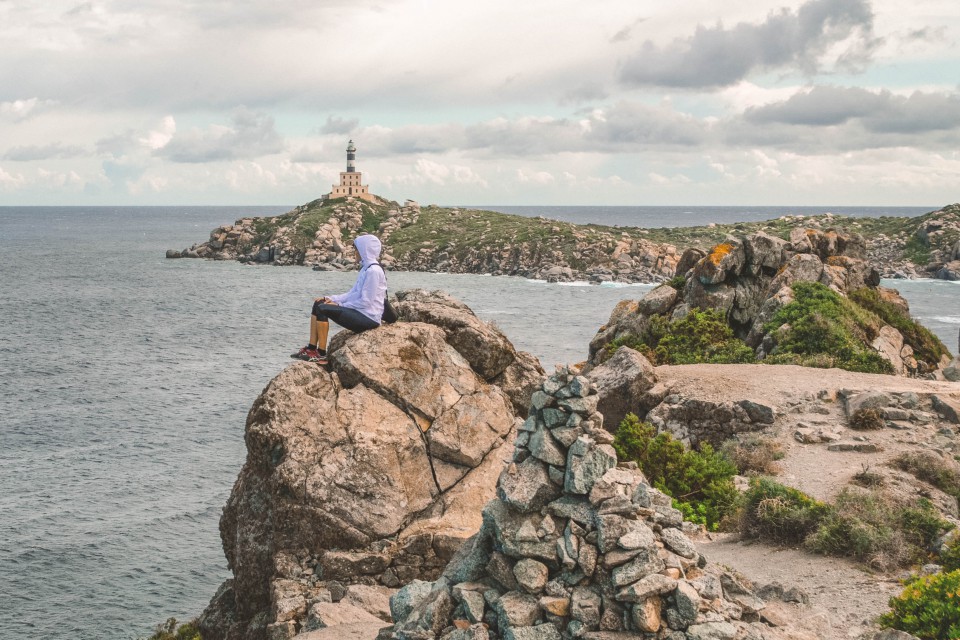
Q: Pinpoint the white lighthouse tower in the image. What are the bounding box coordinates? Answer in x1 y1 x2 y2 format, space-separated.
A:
328 140 373 202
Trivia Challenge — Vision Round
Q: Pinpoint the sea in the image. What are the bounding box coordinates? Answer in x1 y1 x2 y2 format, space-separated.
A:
1 205 958 640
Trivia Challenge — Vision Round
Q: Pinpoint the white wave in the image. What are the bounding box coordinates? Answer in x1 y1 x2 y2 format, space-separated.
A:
930 316 960 324
599 280 655 288
557 281 594 287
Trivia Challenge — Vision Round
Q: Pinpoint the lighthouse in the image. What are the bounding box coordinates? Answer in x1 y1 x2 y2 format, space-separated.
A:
327 139 374 202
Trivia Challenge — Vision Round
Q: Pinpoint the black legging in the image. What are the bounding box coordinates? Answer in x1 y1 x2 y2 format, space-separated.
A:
312 302 379 333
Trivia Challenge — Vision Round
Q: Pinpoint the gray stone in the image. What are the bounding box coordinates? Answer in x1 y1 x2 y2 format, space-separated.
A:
499 458 562 512
672 581 700 628
932 394 960 424
559 395 600 416
495 591 540 630
587 347 658 434
528 428 567 467
610 549 666 588
615 573 677 602
845 391 894 415
513 559 550 594
944 358 960 382
487 552 520 592
541 407 567 428
552 426 584 448
685 621 737 640
441 624 490 640
571 587 602 628
504 624 562 640
659 528 697 559
390 580 435 622
565 436 618 495
546 496 594 526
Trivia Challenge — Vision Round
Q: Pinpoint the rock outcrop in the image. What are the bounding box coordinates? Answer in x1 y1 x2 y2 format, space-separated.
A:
199 293 544 640
587 228 948 377
385 369 813 640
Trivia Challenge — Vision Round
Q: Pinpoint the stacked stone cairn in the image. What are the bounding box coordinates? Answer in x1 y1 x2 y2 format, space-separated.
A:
385 368 776 640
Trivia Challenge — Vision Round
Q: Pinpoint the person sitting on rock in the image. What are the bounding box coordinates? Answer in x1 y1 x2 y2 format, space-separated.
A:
291 234 387 365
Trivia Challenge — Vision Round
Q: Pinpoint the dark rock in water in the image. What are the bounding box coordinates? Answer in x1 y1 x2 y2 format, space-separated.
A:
199 292 541 640
165 249 181 258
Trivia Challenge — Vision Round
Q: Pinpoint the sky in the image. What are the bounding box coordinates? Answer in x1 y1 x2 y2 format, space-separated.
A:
1 0 959 206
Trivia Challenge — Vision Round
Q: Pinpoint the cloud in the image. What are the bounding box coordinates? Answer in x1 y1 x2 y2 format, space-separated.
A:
319 115 359 135
157 109 284 162
743 85 960 133
0 98 57 120
0 165 26 189
3 142 87 161
139 115 176 150
619 0 878 88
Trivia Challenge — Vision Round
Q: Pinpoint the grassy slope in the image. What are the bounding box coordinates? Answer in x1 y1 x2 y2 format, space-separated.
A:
238 198 960 266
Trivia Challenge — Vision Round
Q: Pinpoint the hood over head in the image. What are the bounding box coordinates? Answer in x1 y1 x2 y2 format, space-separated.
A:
354 234 382 267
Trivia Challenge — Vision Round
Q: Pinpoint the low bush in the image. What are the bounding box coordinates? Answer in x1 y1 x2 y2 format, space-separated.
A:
666 275 687 290
720 435 784 475
892 451 960 501
849 407 886 431
606 308 755 366
806 491 949 571
738 477 830 544
852 464 885 488
142 618 201 640
941 535 960 572
879 570 960 640
613 414 738 531
764 282 894 374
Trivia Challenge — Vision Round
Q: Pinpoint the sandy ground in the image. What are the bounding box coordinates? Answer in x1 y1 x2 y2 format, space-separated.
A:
661 363 960 639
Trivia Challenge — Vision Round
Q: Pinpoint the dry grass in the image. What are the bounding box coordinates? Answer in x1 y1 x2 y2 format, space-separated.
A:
721 435 785 475
848 407 886 431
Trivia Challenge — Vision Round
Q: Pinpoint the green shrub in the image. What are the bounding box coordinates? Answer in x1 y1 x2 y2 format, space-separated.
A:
764 282 894 374
738 477 830 544
902 235 932 266
613 414 738 530
666 275 687 290
879 570 960 639
603 309 754 366
849 287 952 365
806 492 949 570
849 407 885 431
941 536 960 572
141 618 201 640
892 451 960 502
654 309 756 364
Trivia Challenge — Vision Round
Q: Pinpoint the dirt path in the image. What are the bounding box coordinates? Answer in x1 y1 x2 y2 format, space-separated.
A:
655 364 959 638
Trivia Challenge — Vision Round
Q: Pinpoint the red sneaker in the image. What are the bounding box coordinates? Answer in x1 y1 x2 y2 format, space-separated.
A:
306 349 328 364
290 346 312 360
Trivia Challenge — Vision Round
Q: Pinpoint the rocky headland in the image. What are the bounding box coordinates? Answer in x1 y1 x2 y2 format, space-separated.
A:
186 210 960 640
166 196 960 283
193 269 960 640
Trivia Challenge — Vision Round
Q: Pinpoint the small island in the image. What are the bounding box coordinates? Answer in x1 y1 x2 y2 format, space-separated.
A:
166 143 960 284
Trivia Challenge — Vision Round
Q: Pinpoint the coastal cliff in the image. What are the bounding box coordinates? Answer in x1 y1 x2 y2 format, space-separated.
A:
166 197 960 283
199 292 543 640
197 283 960 640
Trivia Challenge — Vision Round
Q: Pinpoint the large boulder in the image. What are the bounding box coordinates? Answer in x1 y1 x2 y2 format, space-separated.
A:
393 289 544 415
200 294 539 640
586 346 658 432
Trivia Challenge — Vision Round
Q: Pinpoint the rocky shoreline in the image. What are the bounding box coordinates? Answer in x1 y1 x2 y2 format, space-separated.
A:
165 197 960 284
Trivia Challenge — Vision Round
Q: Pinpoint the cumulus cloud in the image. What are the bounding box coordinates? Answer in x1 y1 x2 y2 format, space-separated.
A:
158 109 284 162
619 0 879 88
743 85 960 134
0 98 57 120
319 116 359 135
139 116 176 150
3 142 87 161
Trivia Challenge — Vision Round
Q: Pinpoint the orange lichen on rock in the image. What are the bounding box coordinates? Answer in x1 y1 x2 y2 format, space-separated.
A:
826 256 848 266
708 243 734 265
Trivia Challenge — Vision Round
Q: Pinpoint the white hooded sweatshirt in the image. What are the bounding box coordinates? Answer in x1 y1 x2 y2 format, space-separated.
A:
328 235 387 323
